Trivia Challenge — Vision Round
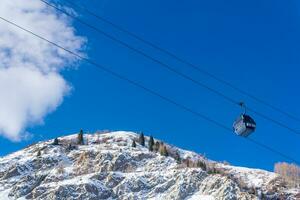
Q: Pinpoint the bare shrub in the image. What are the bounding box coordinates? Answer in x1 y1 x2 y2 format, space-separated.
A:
94 133 101 144
222 161 230 165
206 163 224 174
74 152 93 175
158 142 168 156
57 163 65 175
100 137 111 144
96 130 111 134
274 162 300 188
181 158 190 168
114 138 125 143
60 138 77 147
236 178 249 190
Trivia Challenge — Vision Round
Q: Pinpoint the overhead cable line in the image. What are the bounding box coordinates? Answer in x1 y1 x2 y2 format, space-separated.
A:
39 0 300 136
61 0 300 123
0 16 298 164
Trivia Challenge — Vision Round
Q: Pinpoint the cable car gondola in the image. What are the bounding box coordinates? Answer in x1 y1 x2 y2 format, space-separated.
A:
233 102 256 137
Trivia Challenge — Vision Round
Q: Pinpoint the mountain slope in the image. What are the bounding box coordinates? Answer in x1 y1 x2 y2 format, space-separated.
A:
0 131 299 200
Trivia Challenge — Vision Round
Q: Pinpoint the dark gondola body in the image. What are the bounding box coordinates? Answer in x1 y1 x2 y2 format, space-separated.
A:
233 114 256 137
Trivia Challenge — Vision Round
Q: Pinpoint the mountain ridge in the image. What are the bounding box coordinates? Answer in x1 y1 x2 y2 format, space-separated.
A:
0 131 299 199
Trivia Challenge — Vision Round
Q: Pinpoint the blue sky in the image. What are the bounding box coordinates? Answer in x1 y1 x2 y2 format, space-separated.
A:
1 0 300 171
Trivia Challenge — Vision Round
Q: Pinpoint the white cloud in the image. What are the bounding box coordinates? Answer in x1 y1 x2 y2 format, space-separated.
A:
0 0 86 141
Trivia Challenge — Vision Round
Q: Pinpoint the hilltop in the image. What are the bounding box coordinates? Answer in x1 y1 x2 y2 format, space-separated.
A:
0 131 299 199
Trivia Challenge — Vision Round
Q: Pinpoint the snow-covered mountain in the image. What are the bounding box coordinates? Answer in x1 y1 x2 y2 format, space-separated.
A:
0 131 299 199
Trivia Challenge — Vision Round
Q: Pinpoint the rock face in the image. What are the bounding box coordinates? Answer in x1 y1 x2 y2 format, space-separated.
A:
0 131 299 200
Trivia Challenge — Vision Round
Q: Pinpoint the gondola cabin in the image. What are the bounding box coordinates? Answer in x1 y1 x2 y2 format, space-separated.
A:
233 114 256 137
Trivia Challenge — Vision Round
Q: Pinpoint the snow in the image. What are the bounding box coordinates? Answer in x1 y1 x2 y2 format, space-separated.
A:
0 189 10 200
0 131 298 199
186 192 215 200
220 165 278 188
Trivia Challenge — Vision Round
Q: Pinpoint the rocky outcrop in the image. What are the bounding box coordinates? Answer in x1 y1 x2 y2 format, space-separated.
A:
0 131 298 199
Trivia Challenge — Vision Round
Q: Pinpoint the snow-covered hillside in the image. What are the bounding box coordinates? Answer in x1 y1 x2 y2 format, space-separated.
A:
0 131 299 199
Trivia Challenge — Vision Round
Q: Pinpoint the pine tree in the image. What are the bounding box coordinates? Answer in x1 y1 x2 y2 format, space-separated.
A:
159 142 164 155
132 140 136 148
37 150 41 157
185 159 190 168
159 142 168 156
52 138 59 145
163 146 169 157
148 136 154 151
154 141 160 152
197 160 207 171
138 132 145 146
174 152 181 163
78 129 84 145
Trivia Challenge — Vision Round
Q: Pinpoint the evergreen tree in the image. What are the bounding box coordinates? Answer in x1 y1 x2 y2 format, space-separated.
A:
174 152 181 163
78 129 84 145
52 138 59 145
132 140 136 148
184 159 190 168
159 142 168 156
154 141 160 152
37 150 41 157
196 160 207 171
159 142 164 155
138 132 145 146
148 136 154 151
163 146 169 157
